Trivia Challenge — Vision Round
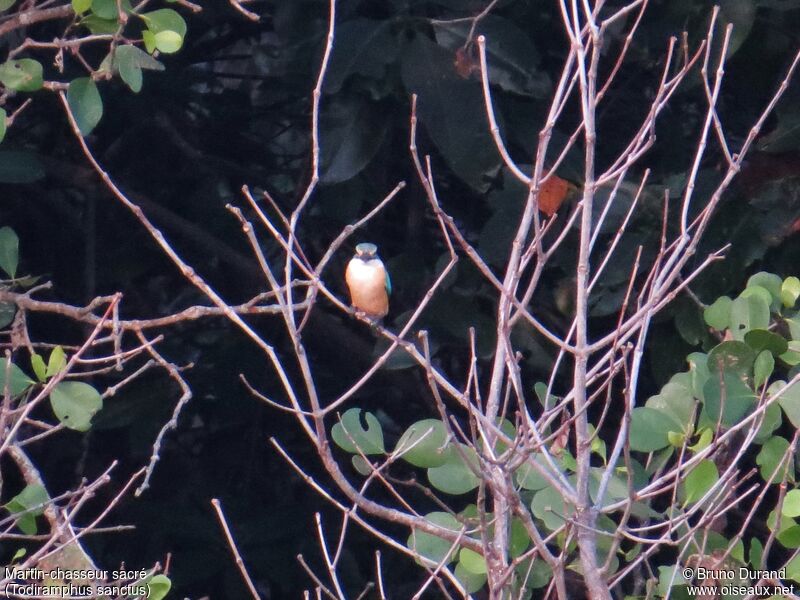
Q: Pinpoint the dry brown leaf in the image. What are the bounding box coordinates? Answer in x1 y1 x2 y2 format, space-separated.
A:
538 175 575 216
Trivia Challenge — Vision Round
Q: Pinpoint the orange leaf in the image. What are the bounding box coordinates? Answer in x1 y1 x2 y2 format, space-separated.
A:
453 47 479 79
537 175 574 216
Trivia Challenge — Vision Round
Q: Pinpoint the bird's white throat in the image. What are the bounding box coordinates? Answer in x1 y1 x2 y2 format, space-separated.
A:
347 258 384 283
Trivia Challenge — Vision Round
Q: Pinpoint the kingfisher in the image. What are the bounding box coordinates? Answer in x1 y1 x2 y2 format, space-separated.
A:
345 242 391 319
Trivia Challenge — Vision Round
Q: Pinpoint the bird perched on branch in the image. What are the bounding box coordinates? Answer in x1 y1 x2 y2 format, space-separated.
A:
345 243 391 320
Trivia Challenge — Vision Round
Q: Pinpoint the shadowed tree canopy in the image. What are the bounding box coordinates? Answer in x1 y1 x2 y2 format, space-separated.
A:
1 0 800 597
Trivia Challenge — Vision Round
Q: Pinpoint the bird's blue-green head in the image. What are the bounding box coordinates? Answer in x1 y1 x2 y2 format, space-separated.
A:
354 242 378 259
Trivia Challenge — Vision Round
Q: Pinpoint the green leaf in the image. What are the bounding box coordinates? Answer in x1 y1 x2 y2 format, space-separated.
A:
730 292 770 340
46 346 67 378
534 381 557 408
427 444 479 494
0 59 43 92
406 512 460 565
153 31 183 54
515 455 552 491
774 379 800 428
16 275 40 288
81 15 119 34
731 538 745 563
0 107 6 143
645 381 695 433
396 419 448 468
744 329 788 356
704 296 732 330
7 484 47 536
0 302 15 328
754 350 775 388
775 510 800 532
707 341 756 377
372 333 420 370
141 8 187 37
479 181 526 267
531 485 575 531
351 454 371 475
782 277 800 308
560 451 577 472
458 547 487 575
657 566 689 596
667 430 685 447
741 284 774 310
591 429 606 462
6 483 47 514
702 371 756 427
485 418 516 455
688 352 710 401
749 537 763 569
146 575 171 600
755 402 783 443
509 518 530 558
91 0 117 18
319 97 389 184
629 407 681 452
624 545 642 563
454 560 487 594
72 0 92 13
49 381 103 431
787 553 800 582
689 427 714 452
675 300 706 345
67 78 103 136
0 150 45 183
781 341 800 366
116 47 141 92
783 489 800 518
97 52 114 76
331 408 385 455
589 467 629 504
757 434 792 483
114 45 164 93
778 525 800 548
31 353 46 383
0 358 34 396
0 226 19 278
88 0 129 18
515 556 551 589
143 30 157 54
324 19 398 94
719 0 755 57
747 272 783 312
758 106 800 153
15 513 36 535
401 36 501 191
139 9 186 55
683 459 718 504
432 15 550 98
0 0 15 11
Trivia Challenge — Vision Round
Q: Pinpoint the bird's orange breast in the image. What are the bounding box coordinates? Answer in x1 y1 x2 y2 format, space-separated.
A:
345 261 389 318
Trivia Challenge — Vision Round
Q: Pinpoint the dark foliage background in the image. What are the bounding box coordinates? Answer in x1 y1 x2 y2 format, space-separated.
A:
2 0 800 596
